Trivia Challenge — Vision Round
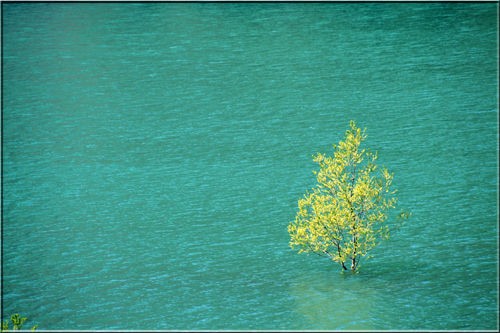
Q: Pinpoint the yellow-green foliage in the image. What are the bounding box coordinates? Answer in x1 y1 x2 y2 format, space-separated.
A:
1 314 37 331
288 120 409 272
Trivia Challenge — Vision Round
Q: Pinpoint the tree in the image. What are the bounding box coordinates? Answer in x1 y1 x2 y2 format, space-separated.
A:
288 120 410 272
1 314 37 331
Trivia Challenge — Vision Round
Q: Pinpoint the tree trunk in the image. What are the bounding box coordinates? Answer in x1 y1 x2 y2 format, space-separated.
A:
341 261 348 270
351 257 356 271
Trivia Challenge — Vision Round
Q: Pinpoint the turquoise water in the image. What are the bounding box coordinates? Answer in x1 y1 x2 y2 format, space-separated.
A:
1 2 498 330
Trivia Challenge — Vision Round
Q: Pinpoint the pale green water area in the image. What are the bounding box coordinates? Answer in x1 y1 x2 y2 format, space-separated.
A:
1 2 498 330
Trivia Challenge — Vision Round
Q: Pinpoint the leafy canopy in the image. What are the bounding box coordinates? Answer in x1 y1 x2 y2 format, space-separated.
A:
1 314 37 331
288 120 409 271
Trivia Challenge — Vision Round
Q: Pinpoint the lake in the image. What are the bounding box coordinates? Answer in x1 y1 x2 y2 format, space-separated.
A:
1 2 498 330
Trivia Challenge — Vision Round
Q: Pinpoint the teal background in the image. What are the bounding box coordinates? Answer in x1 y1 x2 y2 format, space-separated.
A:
2 2 498 330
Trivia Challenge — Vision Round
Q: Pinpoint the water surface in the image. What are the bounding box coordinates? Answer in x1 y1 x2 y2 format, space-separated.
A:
2 2 498 330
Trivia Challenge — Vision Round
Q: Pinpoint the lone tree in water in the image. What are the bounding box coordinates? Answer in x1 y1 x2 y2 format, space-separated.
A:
288 121 409 272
